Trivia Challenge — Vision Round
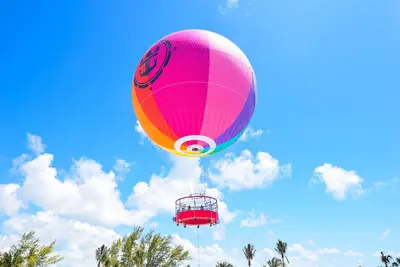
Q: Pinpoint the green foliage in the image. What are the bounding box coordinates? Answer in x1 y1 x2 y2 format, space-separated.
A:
392 257 400 267
266 257 282 267
96 226 191 267
2 229 398 267
0 231 63 267
216 260 233 267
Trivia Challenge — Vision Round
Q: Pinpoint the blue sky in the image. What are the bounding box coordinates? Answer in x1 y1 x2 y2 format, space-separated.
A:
0 0 399 266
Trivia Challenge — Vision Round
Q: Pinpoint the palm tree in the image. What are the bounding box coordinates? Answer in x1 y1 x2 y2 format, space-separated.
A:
96 244 110 267
267 257 282 267
381 252 392 267
216 261 234 267
274 240 289 267
243 243 256 267
392 257 400 267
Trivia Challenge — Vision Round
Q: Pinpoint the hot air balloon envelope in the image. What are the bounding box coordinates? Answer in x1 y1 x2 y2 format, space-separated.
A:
132 29 257 157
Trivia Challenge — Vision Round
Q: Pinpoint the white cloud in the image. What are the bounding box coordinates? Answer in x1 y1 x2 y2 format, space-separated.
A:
149 221 159 228
172 234 241 266
2 211 119 267
289 244 340 262
127 156 202 214
312 163 365 200
344 250 364 257
0 184 22 216
263 248 278 259
281 163 292 178
209 150 291 190
10 153 28 172
240 210 281 228
379 228 391 240
218 0 240 15
113 158 132 178
16 154 152 227
205 188 237 225
373 177 398 192
5 134 153 226
27 133 45 156
212 224 226 241
135 120 147 144
227 0 239 8
0 234 20 253
239 127 263 142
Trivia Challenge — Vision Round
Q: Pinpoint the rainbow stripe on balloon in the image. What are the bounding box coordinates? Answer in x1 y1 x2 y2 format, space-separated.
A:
132 29 257 157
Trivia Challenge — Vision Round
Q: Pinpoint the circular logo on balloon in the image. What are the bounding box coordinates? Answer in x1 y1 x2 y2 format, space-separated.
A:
134 40 174 90
174 135 216 157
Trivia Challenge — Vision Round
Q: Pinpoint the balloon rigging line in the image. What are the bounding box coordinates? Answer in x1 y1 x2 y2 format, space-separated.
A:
197 227 200 267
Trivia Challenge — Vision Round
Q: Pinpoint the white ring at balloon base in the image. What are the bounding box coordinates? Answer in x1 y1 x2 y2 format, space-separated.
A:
174 135 216 156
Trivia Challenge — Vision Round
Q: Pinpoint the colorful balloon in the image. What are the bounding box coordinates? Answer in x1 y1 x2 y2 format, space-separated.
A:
132 29 257 157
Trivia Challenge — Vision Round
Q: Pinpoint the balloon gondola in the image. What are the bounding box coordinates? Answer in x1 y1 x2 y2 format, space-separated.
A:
173 193 219 228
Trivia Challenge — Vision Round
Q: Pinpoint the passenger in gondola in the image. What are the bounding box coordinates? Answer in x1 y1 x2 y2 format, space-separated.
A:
200 205 204 210
188 205 191 210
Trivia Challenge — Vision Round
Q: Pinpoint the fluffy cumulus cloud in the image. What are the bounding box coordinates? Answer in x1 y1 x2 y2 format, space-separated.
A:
15 153 152 226
126 156 202 215
288 244 340 262
0 133 240 266
312 163 365 200
0 183 22 216
209 149 291 190
5 133 236 229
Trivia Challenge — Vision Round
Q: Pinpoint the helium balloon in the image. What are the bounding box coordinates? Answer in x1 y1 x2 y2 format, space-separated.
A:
132 29 257 157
